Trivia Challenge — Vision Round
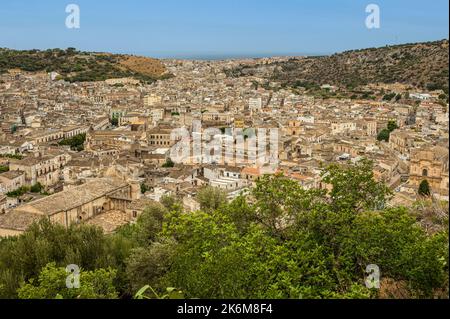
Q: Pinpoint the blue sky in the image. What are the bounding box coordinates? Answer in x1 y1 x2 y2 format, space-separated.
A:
0 0 448 58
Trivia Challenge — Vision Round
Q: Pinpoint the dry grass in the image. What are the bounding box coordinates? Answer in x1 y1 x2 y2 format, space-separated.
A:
119 55 167 78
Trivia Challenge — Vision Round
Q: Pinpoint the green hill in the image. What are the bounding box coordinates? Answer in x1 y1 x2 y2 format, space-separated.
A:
226 39 449 94
0 47 170 84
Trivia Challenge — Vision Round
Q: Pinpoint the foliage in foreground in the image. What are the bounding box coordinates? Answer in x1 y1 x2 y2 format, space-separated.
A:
0 160 448 299
17 263 117 299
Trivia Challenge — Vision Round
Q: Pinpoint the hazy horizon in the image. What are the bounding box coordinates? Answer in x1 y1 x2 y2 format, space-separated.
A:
2 36 448 61
1 0 448 58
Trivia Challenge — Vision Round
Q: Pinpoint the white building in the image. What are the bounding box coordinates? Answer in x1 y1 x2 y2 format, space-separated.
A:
249 98 262 111
410 93 432 100
144 94 162 107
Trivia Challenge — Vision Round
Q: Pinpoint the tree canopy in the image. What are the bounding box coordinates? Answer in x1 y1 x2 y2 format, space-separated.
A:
0 160 448 299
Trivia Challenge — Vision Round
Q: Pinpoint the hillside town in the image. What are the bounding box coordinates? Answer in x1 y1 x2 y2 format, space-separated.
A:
0 58 448 237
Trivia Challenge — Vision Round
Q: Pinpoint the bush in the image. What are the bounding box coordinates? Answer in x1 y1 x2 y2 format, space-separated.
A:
418 180 431 197
17 263 118 299
58 133 86 151
30 183 43 193
6 186 29 197
377 129 391 142
162 158 175 168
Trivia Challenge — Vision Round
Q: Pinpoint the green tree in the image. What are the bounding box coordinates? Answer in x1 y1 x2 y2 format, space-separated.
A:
377 129 391 142
0 219 128 298
30 183 43 193
162 158 175 168
418 180 431 197
2 159 448 300
383 93 396 101
58 133 86 151
387 120 399 132
110 117 119 126
196 186 227 212
160 195 182 212
6 186 30 197
126 240 176 293
132 203 167 245
140 183 149 194
17 263 118 299
129 160 447 299
321 158 391 213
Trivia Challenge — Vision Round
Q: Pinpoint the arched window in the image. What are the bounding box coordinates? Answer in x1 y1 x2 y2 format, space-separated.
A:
422 169 428 177
78 212 86 221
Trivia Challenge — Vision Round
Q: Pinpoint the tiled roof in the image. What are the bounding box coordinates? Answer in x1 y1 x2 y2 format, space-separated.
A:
11 178 128 216
0 210 43 231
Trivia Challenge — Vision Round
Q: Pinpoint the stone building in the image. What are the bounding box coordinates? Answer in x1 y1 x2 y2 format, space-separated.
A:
0 195 7 215
0 170 26 194
409 146 449 197
126 198 158 220
147 126 175 147
9 152 70 187
0 178 132 237
287 120 302 136
85 130 146 151
389 130 415 157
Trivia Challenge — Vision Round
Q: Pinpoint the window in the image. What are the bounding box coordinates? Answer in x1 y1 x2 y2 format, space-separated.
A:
133 211 137 218
422 169 428 177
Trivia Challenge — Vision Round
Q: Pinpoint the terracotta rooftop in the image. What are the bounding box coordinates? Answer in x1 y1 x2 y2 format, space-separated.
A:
0 210 42 231
241 167 261 176
0 170 24 180
86 210 131 234
11 178 128 216
128 198 158 211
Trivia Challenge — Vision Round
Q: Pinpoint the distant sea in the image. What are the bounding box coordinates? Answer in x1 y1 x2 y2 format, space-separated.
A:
136 52 329 60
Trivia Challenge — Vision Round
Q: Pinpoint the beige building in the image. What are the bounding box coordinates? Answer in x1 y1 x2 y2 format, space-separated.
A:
144 94 162 107
331 121 357 134
62 126 89 139
0 178 132 237
105 78 140 85
0 170 26 194
409 146 449 197
85 130 146 151
287 120 302 136
356 119 377 136
32 129 64 144
389 131 415 157
148 127 176 147
126 198 159 220
9 153 70 187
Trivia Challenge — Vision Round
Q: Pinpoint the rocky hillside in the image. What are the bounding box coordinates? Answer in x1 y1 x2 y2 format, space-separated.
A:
0 48 170 84
226 39 449 93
